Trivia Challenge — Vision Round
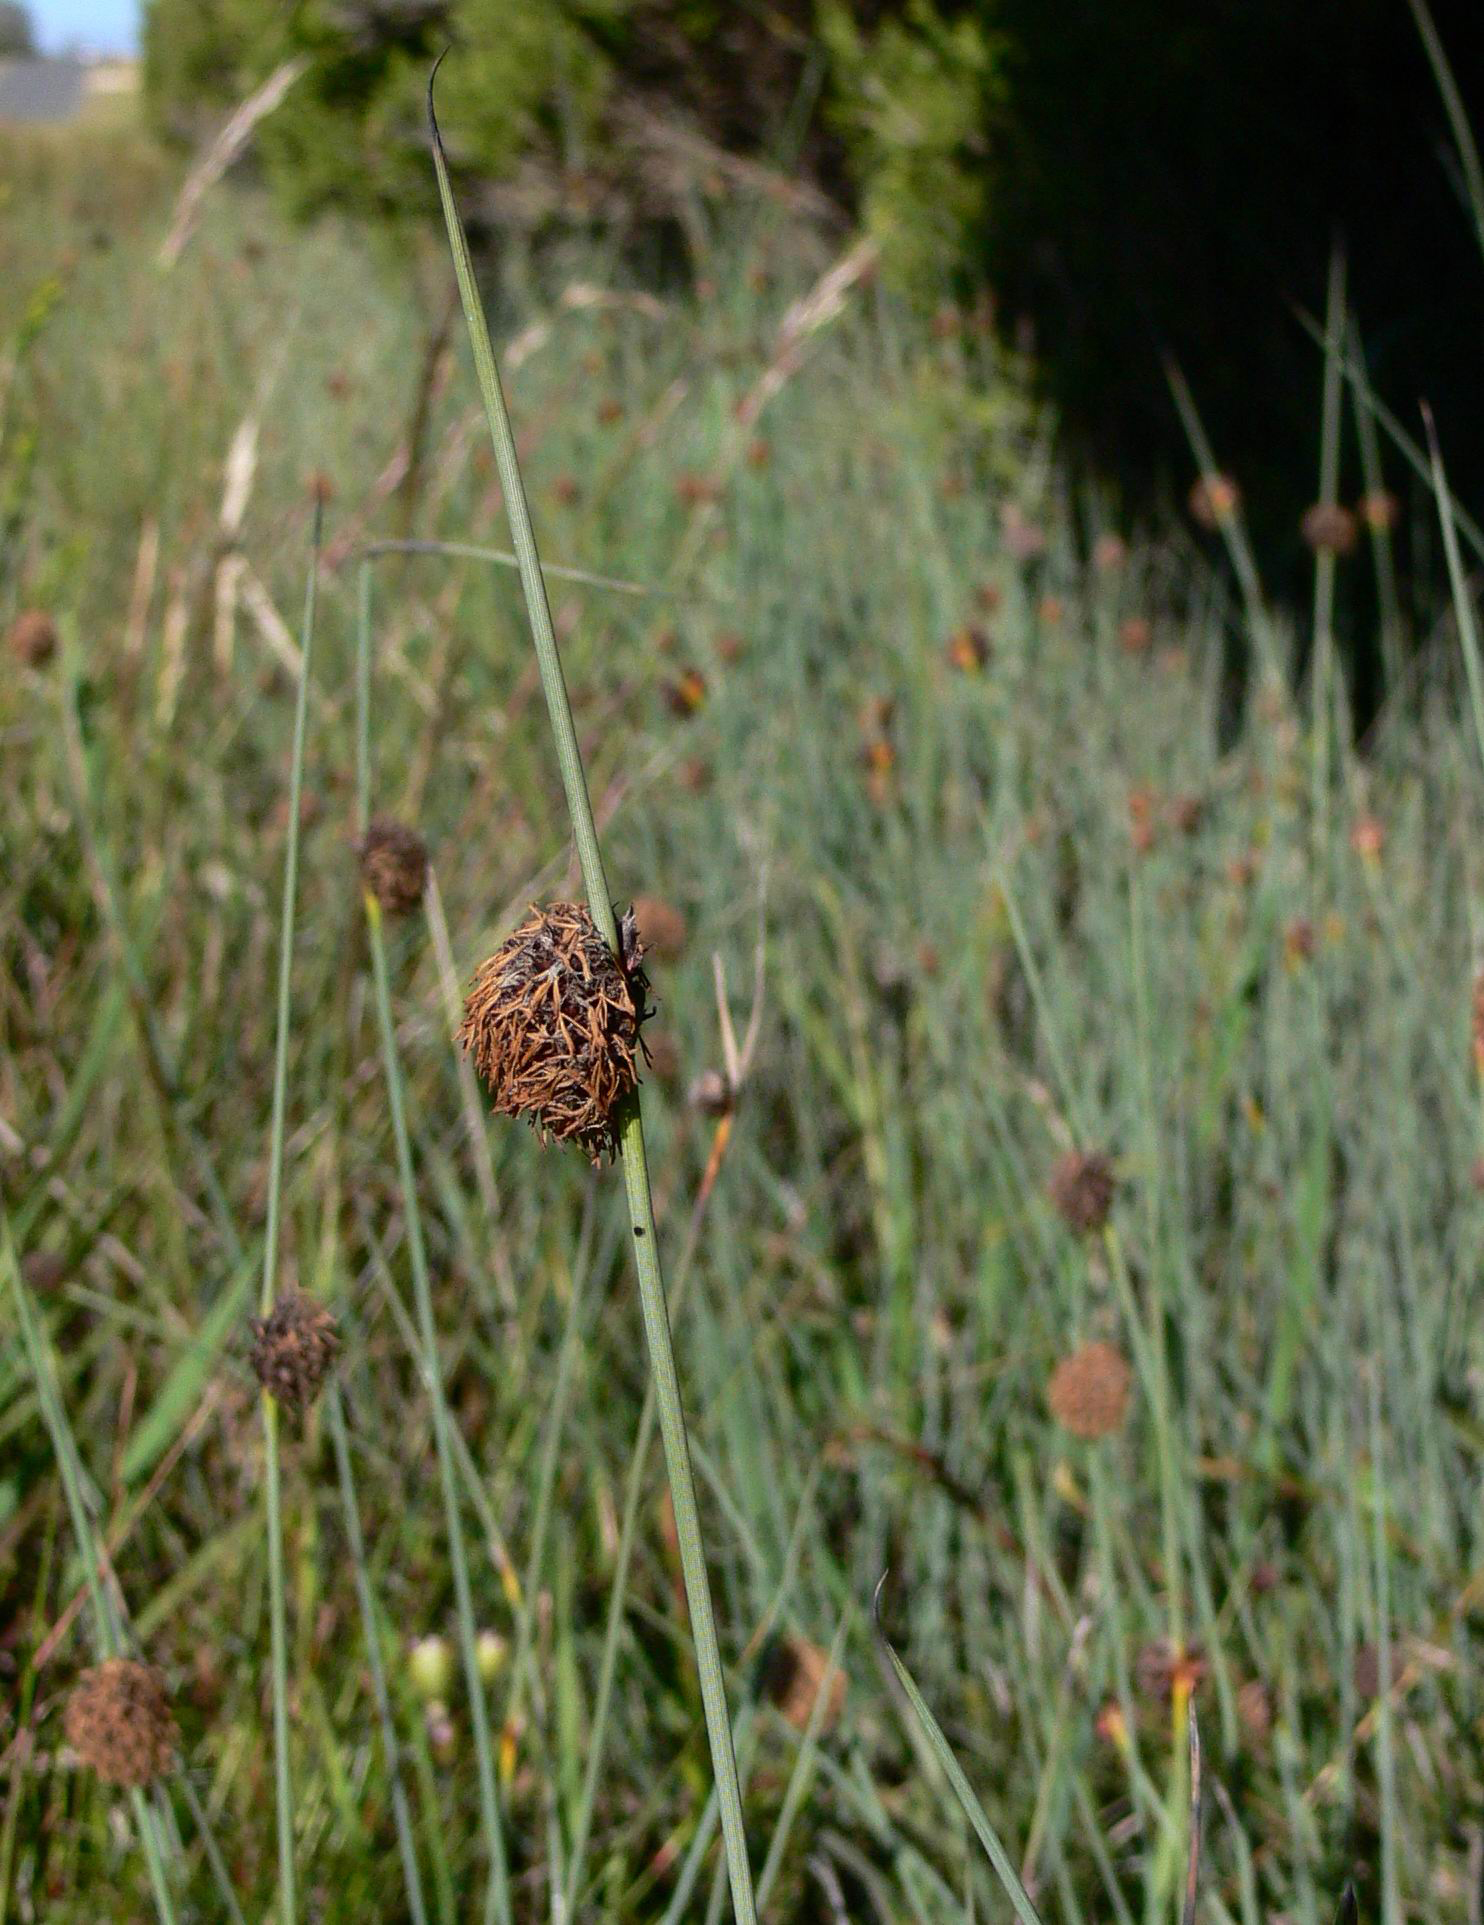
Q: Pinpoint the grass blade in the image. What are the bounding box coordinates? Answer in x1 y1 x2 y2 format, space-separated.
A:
874 1575 1045 1925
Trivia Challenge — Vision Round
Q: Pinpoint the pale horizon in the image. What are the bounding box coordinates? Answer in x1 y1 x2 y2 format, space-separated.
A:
29 0 138 57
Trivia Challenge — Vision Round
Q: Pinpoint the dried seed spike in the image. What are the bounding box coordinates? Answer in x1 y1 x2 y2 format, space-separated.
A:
459 900 653 1162
1048 1149 1117 1234
64 1659 177 1787
249 1289 340 1412
358 817 428 916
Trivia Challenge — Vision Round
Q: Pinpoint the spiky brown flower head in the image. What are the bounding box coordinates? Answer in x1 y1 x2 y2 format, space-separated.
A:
1169 793 1204 837
597 397 624 426
1236 1678 1272 1744
1127 786 1158 855
1118 614 1153 656
1350 813 1384 867
1002 503 1047 562
945 624 990 674
1357 488 1400 534
1283 916 1317 968
1037 593 1065 628
1188 472 1240 530
8 608 57 667
675 470 721 509
64 1660 177 1787
459 901 653 1162
20 1249 68 1295
249 1290 340 1412
1135 1639 1208 1706
662 668 708 718
761 1633 846 1734
630 893 687 963
1301 501 1358 556
358 818 428 917
689 1067 733 1118
1049 1150 1116 1235
1047 1340 1132 1440
1092 532 1128 573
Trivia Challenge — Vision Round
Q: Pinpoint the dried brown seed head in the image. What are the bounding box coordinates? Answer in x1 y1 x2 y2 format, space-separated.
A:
688 1068 733 1117
662 668 708 717
1092 532 1127 572
1301 501 1358 556
761 1634 846 1734
20 1250 68 1294
945 624 990 673
458 902 652 1162
1135 1639 1207 1705
64 1659 177 1787
8 609 57 667
1357 489 1399 533
1049 1150 1117 1234
250 1290 340 1412
358 818 428 917
1188 473 1240 529
630 894 688 962
1118 615 1153 655
1047 1340 1131 1439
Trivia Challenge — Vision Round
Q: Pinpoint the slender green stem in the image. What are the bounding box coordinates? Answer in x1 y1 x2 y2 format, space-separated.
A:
259 503 321 1925
430 64 758 1925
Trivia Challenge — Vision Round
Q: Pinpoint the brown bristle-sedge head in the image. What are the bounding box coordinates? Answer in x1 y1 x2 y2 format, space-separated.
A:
1049 1150 1117 1234
1047 1339 1132 1439
1300 501 1358 556
358 818 428 916
8 608 57 667
760 1633 846 1734
249 1290 340 1412
64 1659 177 1787
1135 1639 1208 1705
629 894 688 962
458 901 652 1163
1188 473 1240 529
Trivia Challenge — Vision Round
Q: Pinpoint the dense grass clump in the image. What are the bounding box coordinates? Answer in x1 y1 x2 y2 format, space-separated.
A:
5 106 1484 1924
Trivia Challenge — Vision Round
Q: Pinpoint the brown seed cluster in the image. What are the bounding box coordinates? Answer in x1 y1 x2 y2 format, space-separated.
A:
1047 1340 1132 1439
1301 501 1358 556
1135 1639 1208 1705
761 1634 846 1734
630 893 688 962
64 1659 177 1787
1049 1149 1116 1233
8 608 57 667
1188 473 1240 529
249 1290 340 1412
358 817 428 916
459 901 652 1162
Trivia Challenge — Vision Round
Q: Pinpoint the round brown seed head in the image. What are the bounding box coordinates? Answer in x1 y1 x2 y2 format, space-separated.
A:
1301 501 1358 556
8 608 57 667
1188 473 1240 529
458 901 652 1162
20 1249 68 1294
630 894 688 962
249 1290 340 1412
689 1067 733 1118
64 1659 177 1787
1135 1639 1208 1705
945 624 990 673
1357 489 1399 533
1048 1150 1117 1234
358 818 428 917
760 1634 846 1734
1092 532 1128 572
1047 1340 1132 1439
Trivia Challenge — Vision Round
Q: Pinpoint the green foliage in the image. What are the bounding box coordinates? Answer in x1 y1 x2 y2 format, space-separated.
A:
819 0 1007 289
0 2 34 57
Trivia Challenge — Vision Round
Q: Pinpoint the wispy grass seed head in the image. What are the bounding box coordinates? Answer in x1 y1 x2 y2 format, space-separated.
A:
249 1290 340 1412
358 817 428 916
64 1659 177 1787
459 900 653 1162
